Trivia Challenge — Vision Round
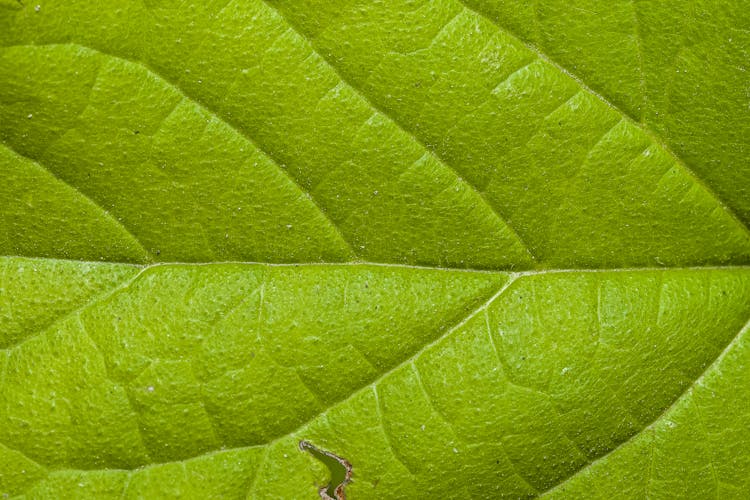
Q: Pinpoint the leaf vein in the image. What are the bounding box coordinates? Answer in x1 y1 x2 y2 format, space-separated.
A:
0 264 144 352
1 42 356 259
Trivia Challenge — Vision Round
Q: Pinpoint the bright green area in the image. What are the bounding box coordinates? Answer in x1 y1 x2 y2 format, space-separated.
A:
1 0 749 498
1 260 749 498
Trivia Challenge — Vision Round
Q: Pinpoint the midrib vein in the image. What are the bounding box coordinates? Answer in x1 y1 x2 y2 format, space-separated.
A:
454 0 750 237
3 255 749 275
1 4 748 492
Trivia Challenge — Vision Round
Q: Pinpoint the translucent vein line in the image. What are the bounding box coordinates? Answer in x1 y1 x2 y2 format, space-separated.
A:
0 142 153 262
2 255 749 275
455 0 750 237
257 0 538 263
539 314 750 497
2 42 356 258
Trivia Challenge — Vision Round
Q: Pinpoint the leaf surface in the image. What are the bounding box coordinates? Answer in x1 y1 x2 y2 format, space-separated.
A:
0 0 749 498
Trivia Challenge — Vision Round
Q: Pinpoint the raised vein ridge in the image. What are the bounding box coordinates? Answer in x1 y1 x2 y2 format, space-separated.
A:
0 142 153 261
2 261 748 497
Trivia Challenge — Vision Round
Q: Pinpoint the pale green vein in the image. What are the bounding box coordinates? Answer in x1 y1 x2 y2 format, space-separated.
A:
373 385 417 477
539 315 750 497
455 0 750 237
4 255 750 276
1 42 356 260
256 0 538 263
0 141 153 262
11 443 265 490
259 0 750 251
245 446 271 499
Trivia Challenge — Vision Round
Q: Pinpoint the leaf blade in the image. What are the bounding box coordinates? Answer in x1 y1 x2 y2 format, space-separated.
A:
3 1 749 267
2 261 749 498
1 1 749 497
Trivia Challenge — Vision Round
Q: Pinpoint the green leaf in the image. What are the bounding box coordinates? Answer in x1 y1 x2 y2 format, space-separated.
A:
1 0 748 498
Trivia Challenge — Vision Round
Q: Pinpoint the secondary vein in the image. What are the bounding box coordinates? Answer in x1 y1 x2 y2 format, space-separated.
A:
256 0 538 263
455 0 750 237
0 141 153 262
538 314 750 497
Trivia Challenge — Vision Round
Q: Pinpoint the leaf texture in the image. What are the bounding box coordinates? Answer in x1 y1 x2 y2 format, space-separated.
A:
1 0 749 498
1 260 749 498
